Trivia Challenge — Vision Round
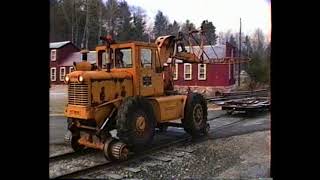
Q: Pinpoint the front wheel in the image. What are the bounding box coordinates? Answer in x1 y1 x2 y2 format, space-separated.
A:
116 96 156 150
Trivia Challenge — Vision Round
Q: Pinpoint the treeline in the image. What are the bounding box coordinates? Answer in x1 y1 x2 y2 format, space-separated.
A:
50 0 270 84
219 29 270 84
50 0 217 49
50 0 149 49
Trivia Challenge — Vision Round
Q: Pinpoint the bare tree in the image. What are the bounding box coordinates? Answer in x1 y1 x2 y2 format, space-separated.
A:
97 0 103 43
105 0 120 37
81 0 89 48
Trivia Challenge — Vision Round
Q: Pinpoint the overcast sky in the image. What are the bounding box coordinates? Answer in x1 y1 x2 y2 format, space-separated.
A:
106 0 271 40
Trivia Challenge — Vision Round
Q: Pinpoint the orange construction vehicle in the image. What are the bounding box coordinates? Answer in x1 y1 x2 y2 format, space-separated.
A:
64 31 212 161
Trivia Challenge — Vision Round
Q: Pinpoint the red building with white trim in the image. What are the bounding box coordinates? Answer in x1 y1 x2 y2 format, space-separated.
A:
50 41 80 85
49 41 97 85
172 42 239 96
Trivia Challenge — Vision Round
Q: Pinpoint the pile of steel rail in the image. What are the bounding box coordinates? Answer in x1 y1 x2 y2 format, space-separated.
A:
207 89 269 102
219 97 270 113
206 89 270 114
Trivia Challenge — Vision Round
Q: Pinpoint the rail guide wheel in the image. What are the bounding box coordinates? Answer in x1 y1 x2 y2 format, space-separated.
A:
103 138 129 161
70 133 85 152
111 141 129 160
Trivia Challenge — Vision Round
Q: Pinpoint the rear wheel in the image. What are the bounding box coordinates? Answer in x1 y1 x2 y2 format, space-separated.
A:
182 93 208 137
116 96 156 150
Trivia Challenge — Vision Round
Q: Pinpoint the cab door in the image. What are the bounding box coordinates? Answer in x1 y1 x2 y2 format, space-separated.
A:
139 47 154 96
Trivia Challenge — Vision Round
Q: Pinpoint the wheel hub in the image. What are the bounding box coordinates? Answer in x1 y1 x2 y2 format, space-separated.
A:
193 104 203 127
111 141 129 160
136 116 146 133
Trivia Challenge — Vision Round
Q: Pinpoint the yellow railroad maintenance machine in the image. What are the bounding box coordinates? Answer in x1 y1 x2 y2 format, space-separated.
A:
64 30 213 161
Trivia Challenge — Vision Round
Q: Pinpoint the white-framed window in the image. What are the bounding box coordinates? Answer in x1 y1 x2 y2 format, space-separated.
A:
50 67 56 81
173 63 178 80
198 64 207 80
60 67 66 81
51 49 57 61
69 66 74 73
184 63 192 80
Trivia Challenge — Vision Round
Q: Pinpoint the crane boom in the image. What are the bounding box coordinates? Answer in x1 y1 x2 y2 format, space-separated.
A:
155 35 201 65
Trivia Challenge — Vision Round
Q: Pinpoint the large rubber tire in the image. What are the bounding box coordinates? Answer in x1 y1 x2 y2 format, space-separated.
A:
182 92 208 137
116 96 156 150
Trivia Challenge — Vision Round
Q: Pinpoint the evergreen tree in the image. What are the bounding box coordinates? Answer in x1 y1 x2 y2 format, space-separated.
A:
180 19 197 45
105 0 120 37
200 20 217 45
116 0 133 41
153 11 169 37
229 35 237 47
167 20 180 36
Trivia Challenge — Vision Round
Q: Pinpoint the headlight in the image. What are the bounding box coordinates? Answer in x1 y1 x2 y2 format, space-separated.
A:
65 75 70 82
78 75 84 82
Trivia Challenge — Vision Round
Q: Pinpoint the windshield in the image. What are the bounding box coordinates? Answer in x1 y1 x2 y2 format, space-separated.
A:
97 50 110 69
114 48 132 68
97 48 132 69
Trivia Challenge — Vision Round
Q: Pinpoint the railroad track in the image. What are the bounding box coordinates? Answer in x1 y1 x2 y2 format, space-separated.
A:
51 113 250 179
53 135 192 179
209 116 247 132
49 149 97 163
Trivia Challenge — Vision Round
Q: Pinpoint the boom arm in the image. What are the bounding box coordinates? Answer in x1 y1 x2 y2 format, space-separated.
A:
155 35 201 65
155 34 202 92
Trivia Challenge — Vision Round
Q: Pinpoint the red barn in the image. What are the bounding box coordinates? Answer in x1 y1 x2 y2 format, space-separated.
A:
60 50 96 68
171 42 240 97
50 41 80 85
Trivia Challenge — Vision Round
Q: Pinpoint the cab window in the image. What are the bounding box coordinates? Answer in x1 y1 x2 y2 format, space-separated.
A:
115 48 132 68
140 48 152 68
97 50 111 69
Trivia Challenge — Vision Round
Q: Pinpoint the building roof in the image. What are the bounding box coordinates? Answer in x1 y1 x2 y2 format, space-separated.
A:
184 45 227 59
60 51 96 66
172 45 232 64
50 41 71 49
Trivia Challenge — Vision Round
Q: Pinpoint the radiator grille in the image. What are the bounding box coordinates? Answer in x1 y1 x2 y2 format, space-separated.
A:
68 82 89 106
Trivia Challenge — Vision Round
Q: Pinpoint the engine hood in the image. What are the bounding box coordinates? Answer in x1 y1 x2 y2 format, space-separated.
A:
68 70 132 82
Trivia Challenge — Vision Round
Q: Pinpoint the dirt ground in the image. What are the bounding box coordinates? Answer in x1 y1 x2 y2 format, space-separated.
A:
131 130 271 179
50 130 271 179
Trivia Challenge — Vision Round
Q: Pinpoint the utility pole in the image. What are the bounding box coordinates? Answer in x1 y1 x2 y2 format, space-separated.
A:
238 18 242 87
71 0 75 43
